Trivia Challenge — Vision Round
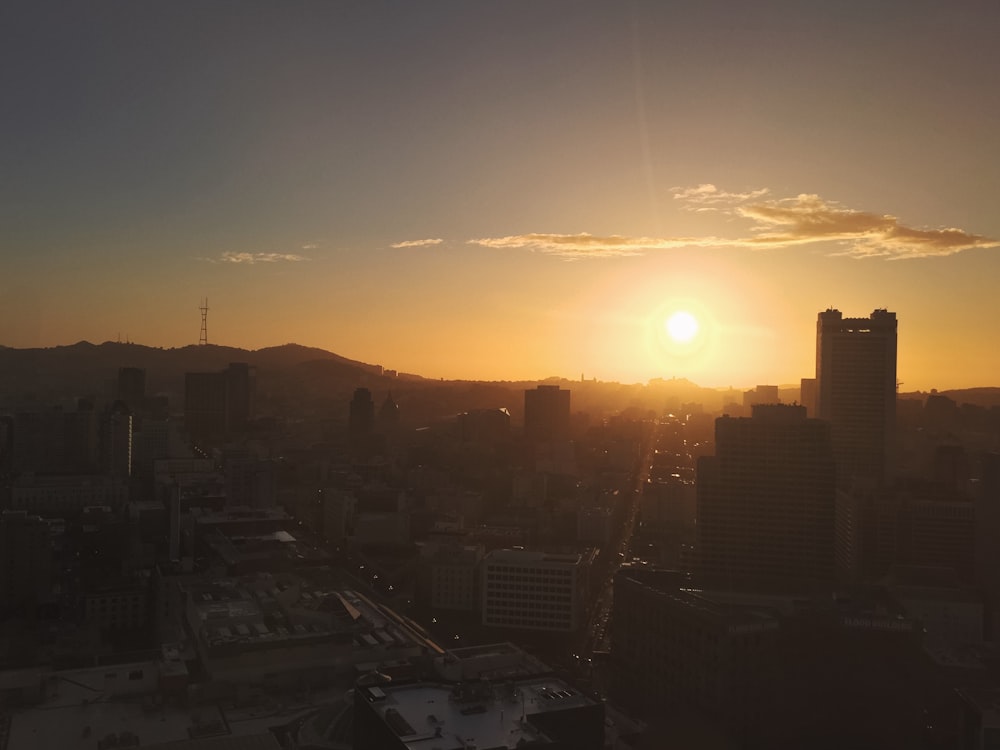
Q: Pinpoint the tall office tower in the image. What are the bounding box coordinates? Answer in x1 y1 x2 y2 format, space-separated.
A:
0 510 52 609
184 362 255 442
100 400 133 478
348 387 375 437
377 391 400 433
117 366 146 409
976 452 1000 639
816 308 897 486
184 371 229 440
697 404 836 583
225 362 255 431
524 385 570 442
800 377 817 416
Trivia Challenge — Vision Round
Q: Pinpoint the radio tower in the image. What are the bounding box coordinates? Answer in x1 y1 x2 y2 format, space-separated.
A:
199 298 209 345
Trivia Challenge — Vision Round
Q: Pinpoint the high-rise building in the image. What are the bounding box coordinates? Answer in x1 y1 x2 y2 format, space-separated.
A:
100 400 133 478
348 387 375 437
184 371 229 440
184 363 255 441
697 404 836 583
116 366 146 409
225 362 255 431
610 567 780 729
0 510 52 609
524 385 570 442
816 308 897 486
800 377 817 416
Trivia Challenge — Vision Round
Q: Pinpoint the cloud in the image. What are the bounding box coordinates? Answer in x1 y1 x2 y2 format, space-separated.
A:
468 233 719 259
469 188 997 260
391 238 444 249
670 183 770 209
209 252 309 264
301 242 319 250
730 193 997 258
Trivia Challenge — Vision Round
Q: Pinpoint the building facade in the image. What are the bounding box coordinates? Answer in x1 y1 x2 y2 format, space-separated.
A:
697 404 837 583
481 549 585 632
524 385 570 442
816 308 897 486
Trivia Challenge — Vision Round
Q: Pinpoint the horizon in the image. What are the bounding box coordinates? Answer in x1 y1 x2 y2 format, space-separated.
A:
3 336 995 396
2 2 999 392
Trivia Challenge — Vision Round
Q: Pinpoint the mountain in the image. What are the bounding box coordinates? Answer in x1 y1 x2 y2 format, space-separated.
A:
0 341 398 406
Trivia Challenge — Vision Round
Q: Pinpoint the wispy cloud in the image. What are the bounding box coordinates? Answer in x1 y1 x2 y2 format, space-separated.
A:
391 238 444 249
468 233 714 259
730 193 997 258
301 242 320 250
469 188 998 260
200 252 310 265
670 183 770 211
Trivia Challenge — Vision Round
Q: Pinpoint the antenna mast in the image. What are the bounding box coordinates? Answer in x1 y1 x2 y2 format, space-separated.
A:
199 298 209 345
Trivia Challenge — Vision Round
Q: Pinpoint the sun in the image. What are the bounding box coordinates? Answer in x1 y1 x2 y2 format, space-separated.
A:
665 310 699 343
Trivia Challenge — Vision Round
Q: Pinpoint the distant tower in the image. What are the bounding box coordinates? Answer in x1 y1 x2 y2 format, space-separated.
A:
117 367 146 410
377 392 400 433
816 308 897 486
349 388 376 438
199 298 209 346
524 385 570 442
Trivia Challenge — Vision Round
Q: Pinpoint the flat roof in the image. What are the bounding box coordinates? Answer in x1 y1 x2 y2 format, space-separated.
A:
484 549 581 565
364 678 596 749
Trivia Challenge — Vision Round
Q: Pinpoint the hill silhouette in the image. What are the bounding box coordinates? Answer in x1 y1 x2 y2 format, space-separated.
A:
0 341 733 425
0 341 396 404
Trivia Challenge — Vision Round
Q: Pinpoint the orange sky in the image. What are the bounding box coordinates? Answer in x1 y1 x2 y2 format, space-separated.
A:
2 3 998 391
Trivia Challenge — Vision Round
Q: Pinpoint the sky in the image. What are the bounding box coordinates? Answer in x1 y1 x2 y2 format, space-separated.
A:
2 1 999 390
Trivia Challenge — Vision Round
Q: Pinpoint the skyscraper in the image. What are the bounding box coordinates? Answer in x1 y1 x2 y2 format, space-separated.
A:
816 308 897 486
697 404 836 582
349 387 375 437
524 385 570 442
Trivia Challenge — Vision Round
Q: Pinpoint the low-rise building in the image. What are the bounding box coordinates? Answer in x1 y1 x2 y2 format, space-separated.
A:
354 675 604 750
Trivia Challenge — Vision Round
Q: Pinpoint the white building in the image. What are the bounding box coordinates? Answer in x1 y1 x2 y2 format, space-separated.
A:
481 549 586 632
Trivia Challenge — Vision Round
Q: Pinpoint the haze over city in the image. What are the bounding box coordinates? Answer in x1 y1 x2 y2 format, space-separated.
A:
2 1 999 390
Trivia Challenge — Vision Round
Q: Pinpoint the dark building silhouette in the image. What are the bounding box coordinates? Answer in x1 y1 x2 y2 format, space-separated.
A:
976 452 1000 639
697 404 836 583
184 371 228 440
184 363 255 442
610 568 780 733
0 415 13 477
116 366 146 409
524 385 570 442
99 400 132 478
457 407 511 443
377 391 400 433
225 362 254 431
11 402 98 474
0 510 52 612
816 308 897 486
349 387 375 437
799 376 817 416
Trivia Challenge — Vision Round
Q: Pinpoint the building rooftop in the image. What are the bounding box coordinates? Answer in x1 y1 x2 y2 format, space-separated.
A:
484 549 581 565
360 677 596 749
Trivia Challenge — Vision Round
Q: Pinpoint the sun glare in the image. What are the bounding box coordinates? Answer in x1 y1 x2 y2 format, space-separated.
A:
666 310 699 343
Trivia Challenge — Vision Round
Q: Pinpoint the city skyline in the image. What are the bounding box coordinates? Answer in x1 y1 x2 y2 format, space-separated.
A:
3 2 999 390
